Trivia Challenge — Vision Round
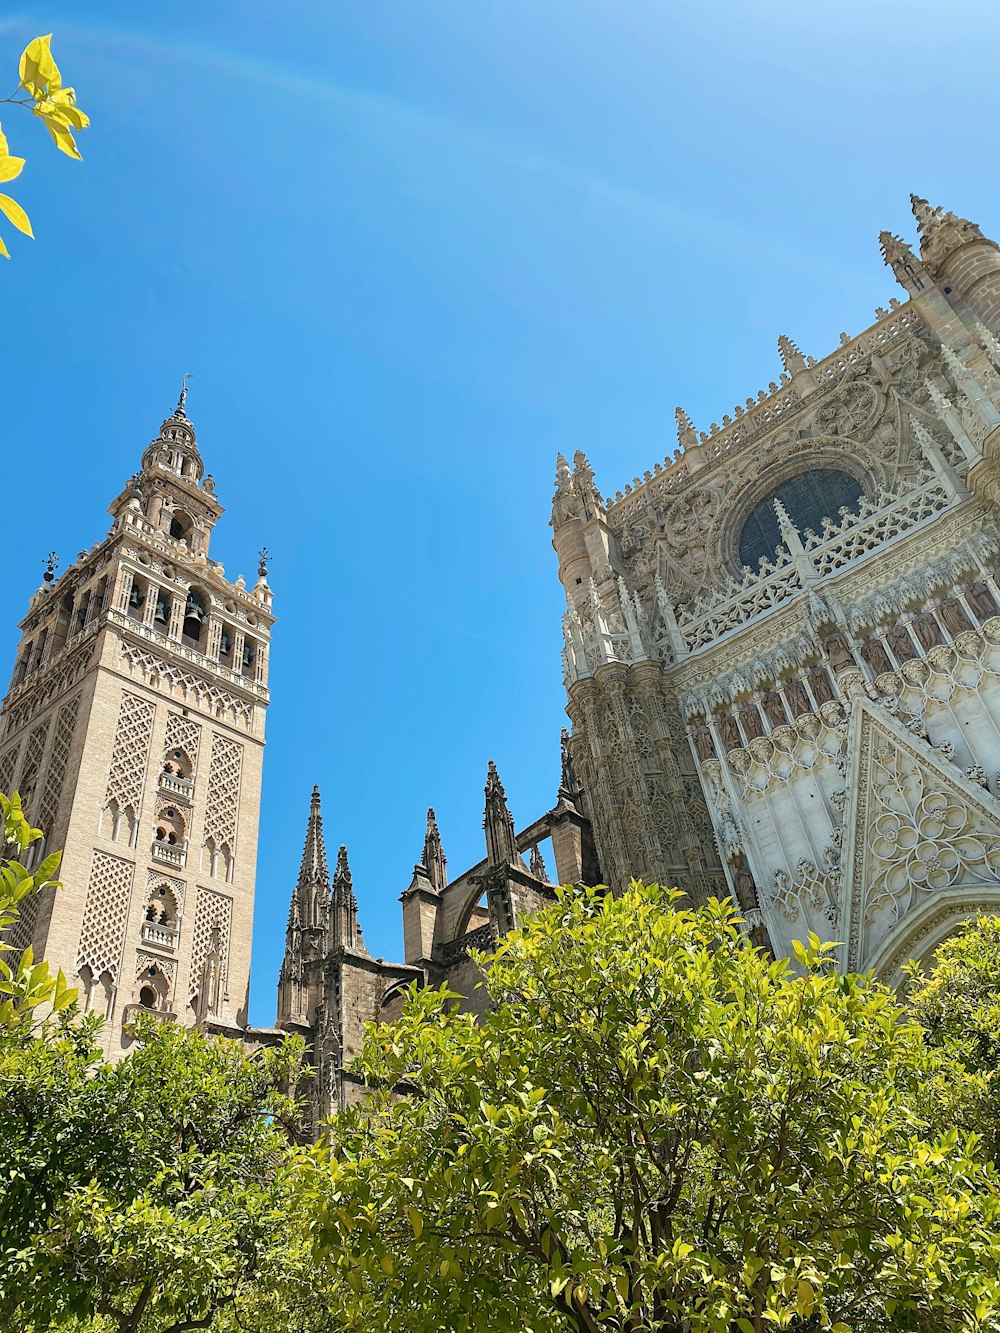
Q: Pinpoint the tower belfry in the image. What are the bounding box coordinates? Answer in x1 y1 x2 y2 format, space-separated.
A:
0 393 274 1056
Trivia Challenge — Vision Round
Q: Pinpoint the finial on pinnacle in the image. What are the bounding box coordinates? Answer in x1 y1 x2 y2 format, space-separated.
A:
909 194 937 233
777 335 805 374
42 551 58 584
772 496 796 532
175 371 193 419
311 784 321 803
675 407 697 449
257 546 270 579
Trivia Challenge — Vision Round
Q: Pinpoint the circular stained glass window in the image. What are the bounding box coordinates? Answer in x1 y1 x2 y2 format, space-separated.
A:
737 468 863 571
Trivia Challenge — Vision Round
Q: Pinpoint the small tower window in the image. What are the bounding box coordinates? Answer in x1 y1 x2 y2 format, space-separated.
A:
169 510 194 544
145 884 178 927
153 591 170 627
136 964 170 1013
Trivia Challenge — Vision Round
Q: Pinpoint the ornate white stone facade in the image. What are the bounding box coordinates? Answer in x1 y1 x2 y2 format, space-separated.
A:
553 195 1000 980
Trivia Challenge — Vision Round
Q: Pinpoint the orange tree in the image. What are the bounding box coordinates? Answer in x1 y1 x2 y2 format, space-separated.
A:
301 885 1000 1333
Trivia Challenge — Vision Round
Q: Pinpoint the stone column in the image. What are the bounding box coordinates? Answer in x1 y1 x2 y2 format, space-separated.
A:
167 593 184 642
114 568 134 615
142 584 159 629
206 616 223 662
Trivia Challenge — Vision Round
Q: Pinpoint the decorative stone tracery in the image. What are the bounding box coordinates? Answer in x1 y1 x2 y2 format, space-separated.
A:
104 692 155 819
77 850 135 985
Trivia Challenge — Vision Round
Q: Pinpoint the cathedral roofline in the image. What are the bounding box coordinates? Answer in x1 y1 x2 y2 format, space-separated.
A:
598 296 915 521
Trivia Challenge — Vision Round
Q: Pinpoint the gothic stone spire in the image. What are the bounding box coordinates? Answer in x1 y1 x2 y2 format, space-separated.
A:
285 785 330 936
330 843 368 954
484 759 518 867
422 806 448 892
299 785 329 887
529 843 548 882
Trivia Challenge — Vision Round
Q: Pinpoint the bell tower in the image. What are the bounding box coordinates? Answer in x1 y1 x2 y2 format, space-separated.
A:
0 389 274 1056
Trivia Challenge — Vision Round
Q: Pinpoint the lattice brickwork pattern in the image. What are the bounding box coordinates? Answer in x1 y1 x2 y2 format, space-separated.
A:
204 734 242 851
77 851 134 983
37 695 81 836
0 743 18 797
105 692 155 814
19 719 51 816
3 889 40 956
188 886 231 1004
118 639 254 731
163 711 202 771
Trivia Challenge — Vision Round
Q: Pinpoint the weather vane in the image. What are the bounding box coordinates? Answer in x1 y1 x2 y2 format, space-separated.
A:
177 370 194 414
258 546 271 578
42 551 58 584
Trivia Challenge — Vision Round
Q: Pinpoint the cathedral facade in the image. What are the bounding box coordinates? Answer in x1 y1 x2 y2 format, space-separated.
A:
553 194 1000 983
4 194 1000 1109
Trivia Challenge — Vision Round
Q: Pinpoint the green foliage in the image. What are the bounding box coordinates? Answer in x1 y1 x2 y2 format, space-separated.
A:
0 789 74 1026
0 1016 324 1333
908 914 1000 1163
303 885 1000 1333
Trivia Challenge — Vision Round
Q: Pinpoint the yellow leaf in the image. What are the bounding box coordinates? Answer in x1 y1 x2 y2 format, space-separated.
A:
37 114 82 161
0 194 33 238
0 155 25 184
796 1279 815 1317
19 35 61 96
406 1207 423 1239
0 235 9 259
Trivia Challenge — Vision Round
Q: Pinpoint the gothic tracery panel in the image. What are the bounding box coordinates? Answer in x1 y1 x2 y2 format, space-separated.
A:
845 700 1000 970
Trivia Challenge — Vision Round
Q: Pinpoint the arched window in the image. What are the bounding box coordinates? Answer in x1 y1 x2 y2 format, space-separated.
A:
169 509 194 544
146 883 178 927
737 469 864 572
135 964 170 1012
162 747 193 781
154 805 186 848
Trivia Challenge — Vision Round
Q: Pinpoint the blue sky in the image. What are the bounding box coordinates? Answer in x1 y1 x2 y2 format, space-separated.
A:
2 2 998 1024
